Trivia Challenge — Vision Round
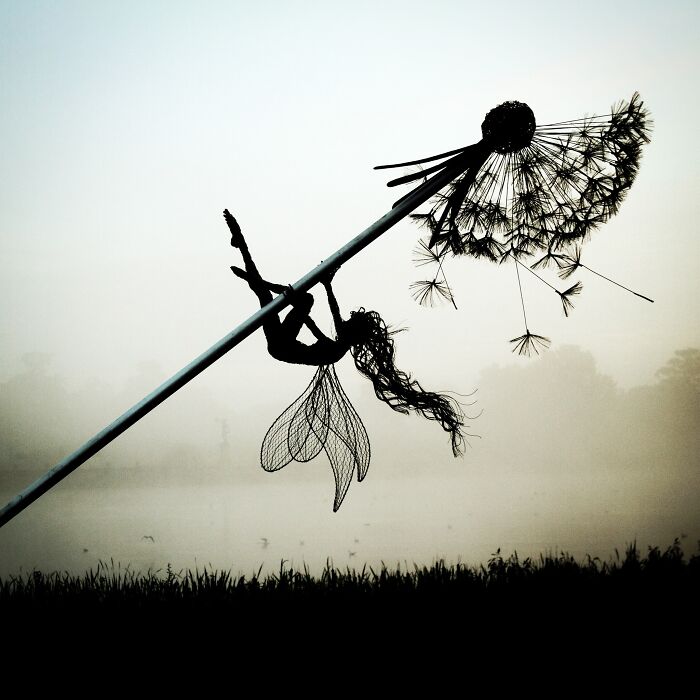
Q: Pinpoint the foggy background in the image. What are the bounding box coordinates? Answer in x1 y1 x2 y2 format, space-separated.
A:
1 1 698 575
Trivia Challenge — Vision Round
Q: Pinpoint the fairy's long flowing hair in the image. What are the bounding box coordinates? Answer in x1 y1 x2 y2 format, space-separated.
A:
341 308 467 456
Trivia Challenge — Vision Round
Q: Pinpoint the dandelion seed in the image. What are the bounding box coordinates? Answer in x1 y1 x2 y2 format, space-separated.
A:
412 239 443 267
531 249 568 270
409 279 455 307
511 258 550 356
411 240 458 308
464 235 505 262
557 245 583 279
509 332 551 357
559 281 583 317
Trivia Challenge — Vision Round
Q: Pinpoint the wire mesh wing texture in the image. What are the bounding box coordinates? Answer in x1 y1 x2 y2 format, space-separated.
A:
261 365 370 511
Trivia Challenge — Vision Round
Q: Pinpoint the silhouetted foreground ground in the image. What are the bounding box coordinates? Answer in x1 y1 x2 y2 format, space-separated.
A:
2 541 697 674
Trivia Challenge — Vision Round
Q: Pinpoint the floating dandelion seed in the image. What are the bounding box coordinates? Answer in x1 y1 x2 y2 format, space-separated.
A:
412 239 443 267
509 259 551 357
409 279 455 307
410 241 456 307
530 249 568 271
559 281 583 317
377 92 652 350
558 244 583 279
510 332 551 357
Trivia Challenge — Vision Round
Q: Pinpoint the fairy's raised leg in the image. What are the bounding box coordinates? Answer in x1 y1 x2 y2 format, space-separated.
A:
224 211 341 358
225 226 324 352
230 266 287 295
224 209 273 307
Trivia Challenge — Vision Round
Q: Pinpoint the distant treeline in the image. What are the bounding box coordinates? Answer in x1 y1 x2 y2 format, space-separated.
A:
1 346 698 486
0 353 235 486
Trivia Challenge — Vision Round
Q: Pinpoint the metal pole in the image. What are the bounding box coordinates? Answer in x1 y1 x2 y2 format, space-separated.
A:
0 155 479 528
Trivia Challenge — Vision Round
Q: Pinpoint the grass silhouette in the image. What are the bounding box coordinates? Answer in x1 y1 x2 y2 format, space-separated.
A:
2 540 697 672
3 539 697 612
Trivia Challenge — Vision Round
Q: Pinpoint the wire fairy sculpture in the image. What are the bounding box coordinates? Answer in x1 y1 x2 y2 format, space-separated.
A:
376 93 653 355
224 210 471 511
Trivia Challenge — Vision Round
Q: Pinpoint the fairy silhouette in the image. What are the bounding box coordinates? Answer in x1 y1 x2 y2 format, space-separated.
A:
224 210 469 511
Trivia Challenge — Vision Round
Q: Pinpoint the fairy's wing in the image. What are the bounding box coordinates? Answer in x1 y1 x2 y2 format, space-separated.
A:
321 366 371 512
260 365 371 512
260 366 331 471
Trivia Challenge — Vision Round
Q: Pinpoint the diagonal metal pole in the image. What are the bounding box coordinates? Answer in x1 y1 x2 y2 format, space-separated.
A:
0 146 487 528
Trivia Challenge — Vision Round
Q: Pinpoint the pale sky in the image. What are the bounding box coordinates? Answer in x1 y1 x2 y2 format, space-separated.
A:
1 1 698 574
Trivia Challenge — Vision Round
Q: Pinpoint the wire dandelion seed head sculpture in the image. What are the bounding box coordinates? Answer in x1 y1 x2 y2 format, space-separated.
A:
377 92 653 352
429 92 650 259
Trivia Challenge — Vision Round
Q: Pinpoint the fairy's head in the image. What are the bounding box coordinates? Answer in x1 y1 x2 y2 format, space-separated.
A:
338 308 391 351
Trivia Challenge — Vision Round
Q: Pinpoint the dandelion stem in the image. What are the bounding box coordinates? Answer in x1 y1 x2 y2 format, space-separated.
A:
579 264 654 303
514 259 528 330
517 258 559 293
437 258 458 310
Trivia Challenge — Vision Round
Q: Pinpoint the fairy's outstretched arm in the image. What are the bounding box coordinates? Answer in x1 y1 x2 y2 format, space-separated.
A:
320 269 345 336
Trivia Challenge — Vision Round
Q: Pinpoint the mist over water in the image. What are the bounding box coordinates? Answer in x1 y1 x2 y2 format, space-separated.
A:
1 346 697 576
2 473 691 578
